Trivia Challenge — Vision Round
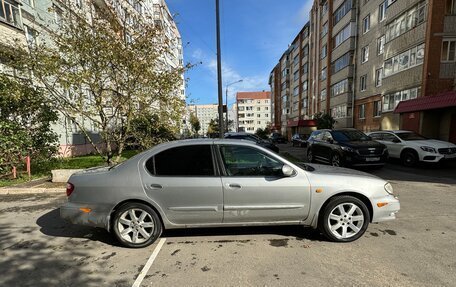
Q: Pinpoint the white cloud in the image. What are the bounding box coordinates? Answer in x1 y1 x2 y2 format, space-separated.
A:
207 59 268 103
191 48 204 60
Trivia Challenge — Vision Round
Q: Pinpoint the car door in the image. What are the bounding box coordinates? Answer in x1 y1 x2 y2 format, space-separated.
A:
140 144 223 225
381 133 403 158
217 144 311 223
310 132 325 161
318 131 334 162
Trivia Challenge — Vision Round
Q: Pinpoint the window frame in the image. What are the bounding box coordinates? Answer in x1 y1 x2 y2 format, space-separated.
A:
441 39 456 62
360 74 367 91
363 14 370 34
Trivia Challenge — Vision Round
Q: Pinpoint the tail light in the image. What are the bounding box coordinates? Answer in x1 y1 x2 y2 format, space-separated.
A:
66 182 75 197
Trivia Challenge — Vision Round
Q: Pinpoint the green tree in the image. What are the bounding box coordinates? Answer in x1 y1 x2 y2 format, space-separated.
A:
207 117 233 137
0 2 188 164
129 113 175 150
189 113 201 136
314 112 336 129
0 74 58 173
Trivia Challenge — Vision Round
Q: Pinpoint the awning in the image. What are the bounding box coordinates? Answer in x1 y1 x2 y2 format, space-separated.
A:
394 91 456 113
287 119 317 128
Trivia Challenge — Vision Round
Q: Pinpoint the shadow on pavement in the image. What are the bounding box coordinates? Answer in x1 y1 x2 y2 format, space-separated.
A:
163 225 325 242
36 208 117 246
0 220 128 287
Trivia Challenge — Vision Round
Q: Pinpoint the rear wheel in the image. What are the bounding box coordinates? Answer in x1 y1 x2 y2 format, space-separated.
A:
307 149 314 163
112 202 162 248
319 196 370 242
401 150 418 167
331 153 342 167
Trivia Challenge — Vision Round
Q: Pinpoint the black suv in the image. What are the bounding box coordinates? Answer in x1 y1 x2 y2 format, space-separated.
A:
270 132 287 144
224 132 279 153
306 129 388 167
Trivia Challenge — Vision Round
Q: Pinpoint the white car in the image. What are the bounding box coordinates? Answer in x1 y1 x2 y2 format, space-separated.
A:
367 130 456 166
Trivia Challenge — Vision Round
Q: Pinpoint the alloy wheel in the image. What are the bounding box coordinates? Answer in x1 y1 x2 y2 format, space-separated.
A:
327 203 364 239
331 154 340 167
117 208 155 244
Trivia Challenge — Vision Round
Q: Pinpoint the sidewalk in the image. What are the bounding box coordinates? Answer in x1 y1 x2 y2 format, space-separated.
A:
0 178 65 195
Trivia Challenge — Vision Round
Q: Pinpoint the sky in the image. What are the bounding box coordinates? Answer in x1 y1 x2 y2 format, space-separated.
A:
166 0 313 108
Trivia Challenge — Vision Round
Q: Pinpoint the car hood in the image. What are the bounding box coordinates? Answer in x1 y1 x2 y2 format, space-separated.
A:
402 139 456 149
339 140 385 149
305 163 381 180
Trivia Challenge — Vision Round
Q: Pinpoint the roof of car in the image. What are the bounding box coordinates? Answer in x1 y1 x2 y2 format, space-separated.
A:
369 130 412 134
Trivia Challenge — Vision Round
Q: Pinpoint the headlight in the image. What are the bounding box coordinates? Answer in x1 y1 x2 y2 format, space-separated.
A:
341 146 355 153
384 182 394 195
420 146 436 153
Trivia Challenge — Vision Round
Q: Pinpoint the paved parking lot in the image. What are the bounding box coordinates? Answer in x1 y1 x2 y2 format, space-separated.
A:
1 145 455 286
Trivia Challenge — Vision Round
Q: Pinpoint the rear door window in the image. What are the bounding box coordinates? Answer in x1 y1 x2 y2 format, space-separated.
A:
147 145 215 176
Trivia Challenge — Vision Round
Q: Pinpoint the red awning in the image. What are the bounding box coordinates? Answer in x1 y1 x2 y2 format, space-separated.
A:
287 119 317 127
394 91 456 113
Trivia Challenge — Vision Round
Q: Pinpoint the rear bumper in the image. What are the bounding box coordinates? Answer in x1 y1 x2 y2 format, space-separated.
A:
371 195 400 223
60 202 110 230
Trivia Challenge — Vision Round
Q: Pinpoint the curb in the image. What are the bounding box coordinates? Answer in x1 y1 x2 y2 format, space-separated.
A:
0 188 65 195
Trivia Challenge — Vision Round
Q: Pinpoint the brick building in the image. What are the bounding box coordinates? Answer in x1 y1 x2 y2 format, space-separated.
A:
269 0 456 143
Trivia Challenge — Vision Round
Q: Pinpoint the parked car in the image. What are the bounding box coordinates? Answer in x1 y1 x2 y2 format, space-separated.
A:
307 129 388 167
292 133 308 147
270 132 287 144
367 130 456 166
224 132 279 153
61 139 400 248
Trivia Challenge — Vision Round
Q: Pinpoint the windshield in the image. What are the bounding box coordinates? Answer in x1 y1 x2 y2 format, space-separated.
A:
397 132 427 141
332 130 370 142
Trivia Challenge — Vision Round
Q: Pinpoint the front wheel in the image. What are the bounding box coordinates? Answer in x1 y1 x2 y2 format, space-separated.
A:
307 149 314 163
112 202 162 248
331 153 342 167
401 150 418 167
319 196 370 242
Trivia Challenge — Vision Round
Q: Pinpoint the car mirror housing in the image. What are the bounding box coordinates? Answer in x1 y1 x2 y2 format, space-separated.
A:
282 164 295 177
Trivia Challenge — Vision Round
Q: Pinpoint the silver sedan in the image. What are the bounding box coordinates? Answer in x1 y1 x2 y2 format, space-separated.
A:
60 139 400 248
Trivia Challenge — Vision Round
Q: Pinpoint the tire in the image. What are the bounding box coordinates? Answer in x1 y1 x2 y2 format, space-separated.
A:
112 202 162 248
331 153 343 167
401 150 418 167
318 195 370 242
307 149 314 163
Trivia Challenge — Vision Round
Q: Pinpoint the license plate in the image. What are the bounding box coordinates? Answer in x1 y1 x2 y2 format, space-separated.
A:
445 154 456 159
366 157 380 162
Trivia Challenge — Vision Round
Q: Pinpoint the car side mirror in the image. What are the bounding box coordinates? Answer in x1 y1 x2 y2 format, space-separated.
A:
282 164 295 177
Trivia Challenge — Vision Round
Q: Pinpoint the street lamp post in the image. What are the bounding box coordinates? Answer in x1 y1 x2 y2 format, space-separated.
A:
225 79 243 132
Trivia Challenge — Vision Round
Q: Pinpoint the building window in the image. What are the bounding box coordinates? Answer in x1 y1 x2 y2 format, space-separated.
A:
362 45 369 63
302 44 309 57
373 100 382 117
360 75 367 91
23 0 34 7
383 87 420 111
24 25 38 46
441 39 456 62
363 14 370 34
332 104 348 119
265 114 269 118
334 23 353 48
1 0 22 28
334 0 353 25
332 52 352 74
302 80 308 91
321 67 327 81
302 62 308 74
375 68 383 87
321 45 327 59
384 43 425 77
358 104 366 119
321 89 327 101
331 79 350 97
446 0 456 14
293 70 299 81
379 1 387 22
385 2 427 42
293 54 299 66
321 22 328 38
293 86 299 96
377 35 385 55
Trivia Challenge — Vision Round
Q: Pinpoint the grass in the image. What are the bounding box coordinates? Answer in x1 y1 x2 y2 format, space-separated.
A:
0 150 140 188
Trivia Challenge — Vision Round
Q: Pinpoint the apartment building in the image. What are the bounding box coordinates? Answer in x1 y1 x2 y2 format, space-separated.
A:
236 91 271 132
0 0 185 155
270 0 456 143
187 104 219 136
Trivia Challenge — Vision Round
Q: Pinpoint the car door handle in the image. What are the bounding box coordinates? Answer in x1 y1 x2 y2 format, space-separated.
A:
228 183 241 189
150 184 163 189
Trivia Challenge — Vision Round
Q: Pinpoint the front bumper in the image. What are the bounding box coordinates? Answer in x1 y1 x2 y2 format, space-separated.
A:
60 202 110 230
344 152 388 166
371 195 400 223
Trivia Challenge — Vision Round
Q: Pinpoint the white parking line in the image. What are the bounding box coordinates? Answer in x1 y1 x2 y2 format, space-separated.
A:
132 238 166 287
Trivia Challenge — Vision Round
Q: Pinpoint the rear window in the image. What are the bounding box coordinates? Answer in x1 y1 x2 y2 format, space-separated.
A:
147 145 215 176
